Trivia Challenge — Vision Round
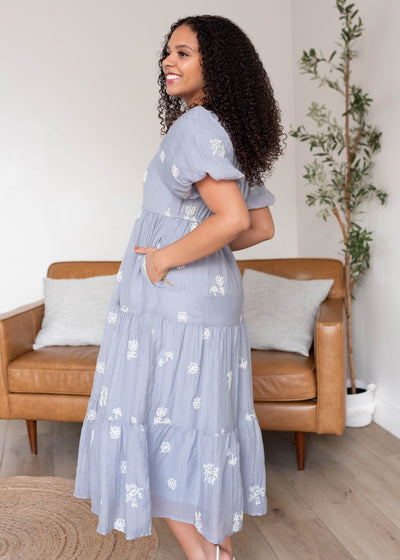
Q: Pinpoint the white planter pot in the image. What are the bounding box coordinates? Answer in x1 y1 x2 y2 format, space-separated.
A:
346 378 376 428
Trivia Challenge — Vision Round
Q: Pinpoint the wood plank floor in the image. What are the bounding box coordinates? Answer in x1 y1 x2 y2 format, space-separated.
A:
1 419 399 559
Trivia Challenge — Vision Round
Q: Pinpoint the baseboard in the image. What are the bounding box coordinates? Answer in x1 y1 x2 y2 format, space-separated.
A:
373 396 400 439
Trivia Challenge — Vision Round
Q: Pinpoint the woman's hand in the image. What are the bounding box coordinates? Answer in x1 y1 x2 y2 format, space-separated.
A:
134 246 169 284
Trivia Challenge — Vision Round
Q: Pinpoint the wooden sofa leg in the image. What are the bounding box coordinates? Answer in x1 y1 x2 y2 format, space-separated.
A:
26 420 38 455
295 431 305 470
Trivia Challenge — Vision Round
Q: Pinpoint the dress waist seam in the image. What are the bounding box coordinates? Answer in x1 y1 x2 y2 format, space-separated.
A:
141 208 206 223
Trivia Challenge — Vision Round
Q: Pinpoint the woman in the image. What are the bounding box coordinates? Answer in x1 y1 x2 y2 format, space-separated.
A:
74 14 284 560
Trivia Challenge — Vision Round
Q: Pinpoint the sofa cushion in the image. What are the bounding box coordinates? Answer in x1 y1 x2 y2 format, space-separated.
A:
251 349 316 401
33 275 116 349
8 346 99 395
243 268 334 356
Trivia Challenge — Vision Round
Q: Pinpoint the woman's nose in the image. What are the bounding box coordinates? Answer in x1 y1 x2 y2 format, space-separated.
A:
163 51 176 67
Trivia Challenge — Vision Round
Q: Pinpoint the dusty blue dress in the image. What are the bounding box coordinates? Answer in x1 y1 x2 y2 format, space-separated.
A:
73 105 275 544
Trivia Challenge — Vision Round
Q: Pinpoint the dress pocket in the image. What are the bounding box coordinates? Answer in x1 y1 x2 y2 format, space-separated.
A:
141 258 164 288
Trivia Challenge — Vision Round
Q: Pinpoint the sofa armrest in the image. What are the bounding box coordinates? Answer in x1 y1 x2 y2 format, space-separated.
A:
314 298 346 434
0 301 44 417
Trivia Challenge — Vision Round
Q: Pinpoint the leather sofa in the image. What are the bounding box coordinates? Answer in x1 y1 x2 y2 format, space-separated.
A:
0 258 345 470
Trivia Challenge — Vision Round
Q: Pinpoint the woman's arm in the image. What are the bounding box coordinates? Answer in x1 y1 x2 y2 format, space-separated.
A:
229 206 275 251
135 174 250 283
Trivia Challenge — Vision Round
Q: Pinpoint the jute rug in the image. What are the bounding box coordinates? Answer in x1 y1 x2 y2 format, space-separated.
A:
0 476 159 560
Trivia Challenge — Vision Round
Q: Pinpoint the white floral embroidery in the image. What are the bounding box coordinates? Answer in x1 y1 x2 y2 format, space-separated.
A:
121 460 127 474
108 407 122 421
156 242 161 249
160 150 165 163
163 208 171 216
143 169 148 183
114 518 126 532
187 362 199 375
99 385 108 407
131 416 137 424
232 511 243 532
117 270 123 282
158 351 174 367
209 274 225 296
202 327 211 339
126 483 144 508
227 445 239 466
239 356 248 369
184 205 197 220
108 312 118 324
136 208 143 219
214 427 226 437
194 511 202 532
171 164 179 178
96 362 105 374
193 396 201 409
177 264 186 270
203 463 220 485
245 412 256 421
227 370 233 390
110 426 121 439
160 441 172 453
177 311 188 323
168 478 177 490
249 485 265 506
183 205 198 231
87 409 96 421
90 429 95 446
139 423 145 432
121 305 129 313
210 138 226 157
127 339 138 360
153 407 172 425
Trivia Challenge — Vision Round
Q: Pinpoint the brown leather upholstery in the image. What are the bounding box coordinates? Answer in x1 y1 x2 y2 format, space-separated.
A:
251 350 316 401
8 346 98 395
0 258 345 469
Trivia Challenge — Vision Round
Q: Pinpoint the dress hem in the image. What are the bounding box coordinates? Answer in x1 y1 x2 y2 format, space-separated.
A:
73 491 267 543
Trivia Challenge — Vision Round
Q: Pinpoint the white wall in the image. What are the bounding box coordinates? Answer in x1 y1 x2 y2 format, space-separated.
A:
0 0 296 313
292 0 400 438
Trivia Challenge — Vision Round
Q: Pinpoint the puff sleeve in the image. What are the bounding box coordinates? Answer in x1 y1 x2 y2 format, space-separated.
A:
244 183 276 210
157 107 245 199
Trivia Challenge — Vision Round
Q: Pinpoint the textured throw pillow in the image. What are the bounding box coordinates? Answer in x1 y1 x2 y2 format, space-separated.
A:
242 269 334 356
33 275 117 349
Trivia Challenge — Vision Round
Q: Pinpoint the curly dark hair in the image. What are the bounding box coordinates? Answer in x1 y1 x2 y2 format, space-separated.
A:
157 15 285 186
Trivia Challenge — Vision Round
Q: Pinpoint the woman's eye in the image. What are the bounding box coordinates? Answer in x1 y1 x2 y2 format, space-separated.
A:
178 51 188 57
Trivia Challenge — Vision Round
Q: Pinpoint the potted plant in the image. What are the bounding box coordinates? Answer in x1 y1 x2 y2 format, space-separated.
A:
289 0 387 426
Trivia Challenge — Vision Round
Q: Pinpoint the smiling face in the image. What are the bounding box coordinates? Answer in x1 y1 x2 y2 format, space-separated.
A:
162 25 206 106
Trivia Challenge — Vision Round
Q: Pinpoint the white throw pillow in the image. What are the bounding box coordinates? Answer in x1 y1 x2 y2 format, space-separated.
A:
242 268 334 356
33 275 117 349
